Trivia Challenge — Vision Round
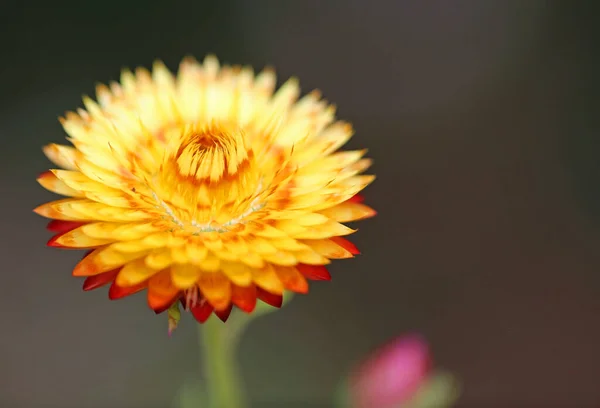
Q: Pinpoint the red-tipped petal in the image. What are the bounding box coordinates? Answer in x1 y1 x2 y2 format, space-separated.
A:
47 226 112 249
296 264 331 281
257 287 283 308
190 300 213 323
82 269 119 291
275 266 309 294
46 231 71 248
108 280 146 300
46 220 86 234
330 236 360 255
147 270 180 313
347 194 364 204
231 284 257 313
154 299 179 315
215 304 233 322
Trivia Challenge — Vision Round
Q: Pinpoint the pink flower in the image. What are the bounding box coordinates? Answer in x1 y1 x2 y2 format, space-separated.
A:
349 334 431 408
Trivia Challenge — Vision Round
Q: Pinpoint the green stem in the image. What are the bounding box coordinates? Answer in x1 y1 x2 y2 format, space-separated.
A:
198 317 247 408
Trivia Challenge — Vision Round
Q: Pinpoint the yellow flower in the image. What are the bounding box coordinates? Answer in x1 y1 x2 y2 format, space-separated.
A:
35 55 376 323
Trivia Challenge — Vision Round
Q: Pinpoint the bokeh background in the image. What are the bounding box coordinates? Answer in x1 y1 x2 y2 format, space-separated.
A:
1 1 599 407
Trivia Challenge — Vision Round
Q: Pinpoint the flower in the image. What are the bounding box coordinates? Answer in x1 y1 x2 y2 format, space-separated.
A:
349 335 430 408
35 55 375 324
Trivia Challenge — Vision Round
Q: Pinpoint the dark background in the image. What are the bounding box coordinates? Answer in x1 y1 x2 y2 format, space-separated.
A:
1 1 599 407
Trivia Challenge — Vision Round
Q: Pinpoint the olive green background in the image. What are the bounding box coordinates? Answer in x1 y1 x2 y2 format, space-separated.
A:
1 1 599 407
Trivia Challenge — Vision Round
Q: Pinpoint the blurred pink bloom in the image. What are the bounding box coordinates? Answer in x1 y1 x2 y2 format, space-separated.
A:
350 334 431 408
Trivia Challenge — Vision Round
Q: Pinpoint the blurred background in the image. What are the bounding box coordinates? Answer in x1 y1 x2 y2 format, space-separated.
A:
1 1 599 407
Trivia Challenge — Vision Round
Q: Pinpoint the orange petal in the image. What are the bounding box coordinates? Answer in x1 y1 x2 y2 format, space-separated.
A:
147 270 180 312
256 287 283 308
252 264 284 294
330 236 360 255
231 284 257 313
296 264 331 281
274 266 309 294
153 299 178 315
198 272 231 311
320 202 377 223
302 239 353 259
82 269 119 291
190 299 213 323
108 280 146 300
47 220 87 234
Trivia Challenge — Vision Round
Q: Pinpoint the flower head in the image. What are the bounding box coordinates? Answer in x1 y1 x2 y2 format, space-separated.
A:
35 55 375 324
349 335 431 408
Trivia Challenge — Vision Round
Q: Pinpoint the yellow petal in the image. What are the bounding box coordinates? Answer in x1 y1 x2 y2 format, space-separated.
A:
51 170 104 193
295 150 368 184
292 121 354 164
239 252 265 269
37 171 84 197
73 246 148 276
50 227 114 248
221 261 253 286
70 200 150 222
270 236 310 252
34 198 149 222
203 236 224 252
186 243 209 263
145 250 173 270
245 236 278 254
303 239 354 259
212 249 239 262
290 250 330 265
261 250 298 266
116 258 159 286
286 220 355 239
251 223 288 238
80 222 157 240
273 220 308 236
252 264 284 295
140 232 186 248
196 252 221 272
42 143 79 170
223 237 249 255
34 198 89 220
319 202 377 223
170 246 189 264
171 263 202 289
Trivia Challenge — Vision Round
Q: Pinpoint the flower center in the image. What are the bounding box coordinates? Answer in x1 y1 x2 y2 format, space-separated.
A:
173 123 250 182
150 122 264 233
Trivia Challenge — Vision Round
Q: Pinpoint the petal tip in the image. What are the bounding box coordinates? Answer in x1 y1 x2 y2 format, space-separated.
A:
46 234 64 248
82 269 119 291
214 304 233 322
296 264 331 281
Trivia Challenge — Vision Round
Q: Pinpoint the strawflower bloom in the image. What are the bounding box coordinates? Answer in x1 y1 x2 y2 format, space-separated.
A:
35 55 376 325
349 335 431 408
